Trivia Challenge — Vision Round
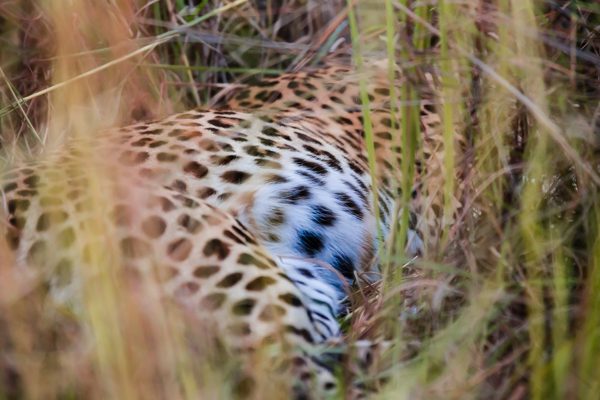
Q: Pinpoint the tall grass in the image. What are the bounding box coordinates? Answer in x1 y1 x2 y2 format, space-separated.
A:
2 0 600 399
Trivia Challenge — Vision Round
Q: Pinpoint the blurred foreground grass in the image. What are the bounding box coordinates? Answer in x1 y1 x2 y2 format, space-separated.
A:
1 0 600 399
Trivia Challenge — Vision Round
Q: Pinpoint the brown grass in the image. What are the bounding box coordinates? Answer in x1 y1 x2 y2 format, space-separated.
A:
2 0 600 399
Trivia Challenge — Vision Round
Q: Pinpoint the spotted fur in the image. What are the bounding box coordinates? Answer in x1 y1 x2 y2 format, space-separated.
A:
1 61 461 398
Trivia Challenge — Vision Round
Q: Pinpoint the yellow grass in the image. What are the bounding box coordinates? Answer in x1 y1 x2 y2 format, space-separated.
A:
2 0 600 399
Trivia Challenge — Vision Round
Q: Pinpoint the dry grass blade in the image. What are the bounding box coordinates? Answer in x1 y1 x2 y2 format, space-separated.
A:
0 68 43 146
2 1 600 399
393 0 600 187
0 38 171 118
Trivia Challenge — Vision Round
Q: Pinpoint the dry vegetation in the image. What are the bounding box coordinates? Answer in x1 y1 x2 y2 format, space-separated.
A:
1 0 600 399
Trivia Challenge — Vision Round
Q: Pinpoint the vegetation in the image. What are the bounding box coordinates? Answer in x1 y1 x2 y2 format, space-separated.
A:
1 0 600 399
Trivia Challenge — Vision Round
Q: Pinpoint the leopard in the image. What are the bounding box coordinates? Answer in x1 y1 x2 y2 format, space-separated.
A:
220 60 465 243
2 152 338 396
1 59 463 398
